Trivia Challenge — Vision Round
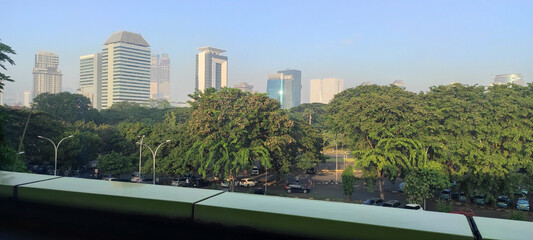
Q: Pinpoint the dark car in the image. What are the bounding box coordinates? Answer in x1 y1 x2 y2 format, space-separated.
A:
306 168 317 174
381 200 401 208
458 192 467 202
363 198 384 206
253 188 265 195
440 189 451 200
472 195 487 205
285 183 310 193
496 195 513 208
193 178 209 188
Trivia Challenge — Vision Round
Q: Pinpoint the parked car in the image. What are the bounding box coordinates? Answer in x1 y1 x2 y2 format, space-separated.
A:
251 167 259 175
514 188 529 197
472 195 486 205
253 187 265 195
130 172 140 182
306 168 317 174
398 182 405 192
363 198 384 206
171 178 180 186
221 179 239 188
451 191 460 200
382 200 402 208
404 204 423 210
440 189 451 200
458 192 467 202
193 178 209 188
239 178 258 187
496 195 513 208
516 198 530 211
285 183 311 193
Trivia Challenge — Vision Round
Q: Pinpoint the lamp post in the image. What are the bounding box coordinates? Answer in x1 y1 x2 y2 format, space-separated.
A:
137 135 145 182
38 135 74 176
265 163 268 195
137 140 171 185
335 139 338 182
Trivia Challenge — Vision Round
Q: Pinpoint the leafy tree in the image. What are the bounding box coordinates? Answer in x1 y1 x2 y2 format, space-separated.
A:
0 39 16 92
342 165 356 201
185 88 296 190
33 92 99 123
98 152 133 176
0 144 27 172
100 101 170 125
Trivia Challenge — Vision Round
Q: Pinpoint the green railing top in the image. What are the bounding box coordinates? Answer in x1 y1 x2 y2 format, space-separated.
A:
195 192 474 240
473 216 533 240
0 171 59 197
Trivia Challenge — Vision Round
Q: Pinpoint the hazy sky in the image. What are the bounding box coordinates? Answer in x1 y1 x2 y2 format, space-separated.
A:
2 0 532 103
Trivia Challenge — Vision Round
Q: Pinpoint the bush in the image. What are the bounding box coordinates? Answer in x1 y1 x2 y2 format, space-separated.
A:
437 200 453 212
509 211 526 221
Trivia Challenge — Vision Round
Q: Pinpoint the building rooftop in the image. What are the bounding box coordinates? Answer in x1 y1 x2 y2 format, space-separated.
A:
197 46 226 54
104 31 150 47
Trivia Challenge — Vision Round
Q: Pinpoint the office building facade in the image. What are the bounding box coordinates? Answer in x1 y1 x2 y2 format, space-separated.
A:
102 31 151 109
266 69 302 109
23 91 31 107
195 47 228 91
150 53 170 100
79 53 102 110
310 78 343 104
32 51 62 98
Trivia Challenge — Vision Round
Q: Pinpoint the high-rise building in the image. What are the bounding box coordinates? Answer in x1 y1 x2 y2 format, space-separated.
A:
310 78 343 104
266 69 302 109
150 53 170 100
23 91 31 107
234 82 253 92
392 80 406 90
79 53 102 110
101 31 151 109
32 51 62 98
195 47 228 91
492 74 525 86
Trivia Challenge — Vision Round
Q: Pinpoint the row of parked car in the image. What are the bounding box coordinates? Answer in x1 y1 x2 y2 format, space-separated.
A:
439 188 530 211
363 198 423 210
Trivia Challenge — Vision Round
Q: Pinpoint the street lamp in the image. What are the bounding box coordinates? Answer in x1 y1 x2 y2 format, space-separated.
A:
38 135 74 176
137 135 145 182
136 140 171 185
335 139 338 182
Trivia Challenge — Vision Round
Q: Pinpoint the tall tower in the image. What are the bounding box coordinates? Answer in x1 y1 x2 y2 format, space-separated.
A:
266 69 302 109
150 53 170 100
23 91 31 107
32 51 62 98
310 78 343 104
79 53 102 110
102 31 151 109
195 47 228 91
158 53 170 100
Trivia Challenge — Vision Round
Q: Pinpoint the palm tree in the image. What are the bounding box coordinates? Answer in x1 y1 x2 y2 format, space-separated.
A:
0 39 16 92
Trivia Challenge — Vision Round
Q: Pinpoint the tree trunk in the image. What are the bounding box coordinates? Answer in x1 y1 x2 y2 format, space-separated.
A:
229 172 235 192
377 168 385 200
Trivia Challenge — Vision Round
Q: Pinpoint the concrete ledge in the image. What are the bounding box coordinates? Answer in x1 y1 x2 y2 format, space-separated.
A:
195 192 474 240
473 216 533 240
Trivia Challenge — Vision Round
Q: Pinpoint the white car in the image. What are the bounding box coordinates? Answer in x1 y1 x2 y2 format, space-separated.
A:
239 178 258 187
404 203 423 210
221 179 238 188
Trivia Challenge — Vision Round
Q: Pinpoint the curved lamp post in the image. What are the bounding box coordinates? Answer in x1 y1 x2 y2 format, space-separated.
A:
137 135 145 182
136 140 171 185
38 135 74 176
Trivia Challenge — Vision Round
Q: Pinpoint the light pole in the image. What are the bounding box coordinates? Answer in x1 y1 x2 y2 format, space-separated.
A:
137 135 145 182
38 135 74 176
265 163 268 195
344 151 347 169
137 140 171 185
335 139 338 182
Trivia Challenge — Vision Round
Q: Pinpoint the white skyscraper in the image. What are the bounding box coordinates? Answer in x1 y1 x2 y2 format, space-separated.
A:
23 91 31 107
195 47 228 91
310 78 343 104
102 31 151 109
32 51 62 98
79 53 102 110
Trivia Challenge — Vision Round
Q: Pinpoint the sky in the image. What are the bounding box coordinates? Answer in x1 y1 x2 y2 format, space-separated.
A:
1 0 532 104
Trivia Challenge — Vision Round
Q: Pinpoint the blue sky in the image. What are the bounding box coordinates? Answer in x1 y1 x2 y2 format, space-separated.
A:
2 0 532 103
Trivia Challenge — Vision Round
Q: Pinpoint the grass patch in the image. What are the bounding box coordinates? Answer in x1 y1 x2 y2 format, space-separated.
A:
509 210 526 221
437 200 453 212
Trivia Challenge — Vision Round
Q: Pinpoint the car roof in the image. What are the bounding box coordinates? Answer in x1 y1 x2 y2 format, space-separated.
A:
384 200 400 203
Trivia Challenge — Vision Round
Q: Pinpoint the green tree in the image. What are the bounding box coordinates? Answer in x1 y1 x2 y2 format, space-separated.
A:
0 39 16 92
342 165 356 201
98 152 133 176
33 92 99 123
185 88 296 190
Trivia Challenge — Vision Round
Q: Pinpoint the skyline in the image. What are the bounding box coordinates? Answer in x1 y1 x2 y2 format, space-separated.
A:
1 0 532 104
